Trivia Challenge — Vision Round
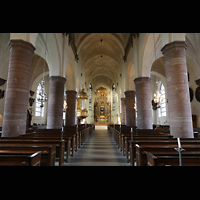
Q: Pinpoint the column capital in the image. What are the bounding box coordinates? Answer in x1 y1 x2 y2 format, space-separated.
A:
124 90 136 96
134 77 151 84
9 39 36 53
65 90 77 95
49 76 66 84
161 41 187 55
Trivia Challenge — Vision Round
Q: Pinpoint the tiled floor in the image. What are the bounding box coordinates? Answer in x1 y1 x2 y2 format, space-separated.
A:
64 126 130 166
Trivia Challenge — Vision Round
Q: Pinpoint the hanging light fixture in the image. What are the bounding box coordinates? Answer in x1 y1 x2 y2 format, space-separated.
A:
76 85 89 120
152 33 163 110
37 33 48 107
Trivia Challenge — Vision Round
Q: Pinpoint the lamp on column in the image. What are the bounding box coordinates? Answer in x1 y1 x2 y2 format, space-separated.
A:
63 99 68 112
134 103 137 110
37 33 48 108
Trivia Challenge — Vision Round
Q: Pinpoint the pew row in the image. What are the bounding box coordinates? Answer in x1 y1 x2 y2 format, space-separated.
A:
146 152 200 166
0 145 56 166
0 139 65 166
108 125 200 166
0 125 94 166
0 151 42 166
136 144 200 166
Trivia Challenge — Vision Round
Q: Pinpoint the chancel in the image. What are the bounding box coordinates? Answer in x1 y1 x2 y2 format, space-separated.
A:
1 33 200 166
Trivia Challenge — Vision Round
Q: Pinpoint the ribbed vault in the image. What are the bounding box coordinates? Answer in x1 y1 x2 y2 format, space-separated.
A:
75 33 130 84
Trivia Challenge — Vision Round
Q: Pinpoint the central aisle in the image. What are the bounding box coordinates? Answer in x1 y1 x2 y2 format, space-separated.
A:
64 126 130 166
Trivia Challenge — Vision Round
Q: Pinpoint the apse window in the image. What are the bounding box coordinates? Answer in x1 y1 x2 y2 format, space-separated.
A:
89 83 92 110
159 83 166 117
35 82 44 117
112 84 115 110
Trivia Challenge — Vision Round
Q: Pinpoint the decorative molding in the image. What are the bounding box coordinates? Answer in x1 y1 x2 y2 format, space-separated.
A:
0 89 5 99
66 33 79 63
29 97 35 106
195 79 200 102
0 78 6 86
123 33 139 62
30 90 35 97
189 87 193 102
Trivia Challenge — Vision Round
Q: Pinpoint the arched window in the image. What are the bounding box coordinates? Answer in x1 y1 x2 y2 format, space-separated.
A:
159 83 166 117
89 83 92 110
35 82 45 117
112 84 115 110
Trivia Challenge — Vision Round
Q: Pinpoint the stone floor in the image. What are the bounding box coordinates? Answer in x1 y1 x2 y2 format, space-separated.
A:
63 125 130 166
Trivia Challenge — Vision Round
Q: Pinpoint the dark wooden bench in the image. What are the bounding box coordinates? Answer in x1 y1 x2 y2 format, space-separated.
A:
0 151 42 166
22 132 75 157
108 125 171 149
0 145 56 166
129 139 200 166
146 152 200 166
24 126 93 159
135 144 200 166
122 135 173 162
20 135 71 160
0 139 65 166
124 134 173 160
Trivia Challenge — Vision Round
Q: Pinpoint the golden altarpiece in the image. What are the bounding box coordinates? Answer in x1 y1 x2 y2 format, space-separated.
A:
94 87 111 124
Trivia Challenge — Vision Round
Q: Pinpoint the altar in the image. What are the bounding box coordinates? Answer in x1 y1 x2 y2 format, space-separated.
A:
97 117 107 124
94 87 111 125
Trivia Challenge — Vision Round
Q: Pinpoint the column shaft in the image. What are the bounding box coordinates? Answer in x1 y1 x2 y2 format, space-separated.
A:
47 76 66 129
134 77 152 129
65 90 77 126
161 41 193 138
121 97 126 125
2 40 35 137
124 91 135 127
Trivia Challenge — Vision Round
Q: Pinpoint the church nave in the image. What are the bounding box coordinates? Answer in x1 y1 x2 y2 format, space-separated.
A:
63 126 130 166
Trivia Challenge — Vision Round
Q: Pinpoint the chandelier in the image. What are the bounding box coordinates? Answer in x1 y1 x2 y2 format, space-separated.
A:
37 80 47 107
37 33 48 108
154 89 163 105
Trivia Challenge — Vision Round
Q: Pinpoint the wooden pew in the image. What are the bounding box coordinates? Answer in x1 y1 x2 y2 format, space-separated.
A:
108 125 170 150
0 139 65 166
128 138 200 165
20 135 71 161
146 152 200 166
22 132 75 157
24 126 93 159
123 135 173 162
0 151 42 166
0 145 56 166
135 144 200 166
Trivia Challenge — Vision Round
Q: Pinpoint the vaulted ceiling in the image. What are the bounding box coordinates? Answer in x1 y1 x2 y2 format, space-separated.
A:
72 33 136 85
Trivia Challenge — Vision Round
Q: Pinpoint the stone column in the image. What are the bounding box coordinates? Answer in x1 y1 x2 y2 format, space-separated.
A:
65 90 77 126
47 76 66 129
2 40 35 137
134 77 152 129
161 41 193 138
124 91 135 127
121 97 126 125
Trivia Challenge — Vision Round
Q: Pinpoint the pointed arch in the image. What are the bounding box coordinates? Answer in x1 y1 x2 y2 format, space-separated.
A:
35 33 61 77
126 62 136 91
66 62 75 90
140 33 162 77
